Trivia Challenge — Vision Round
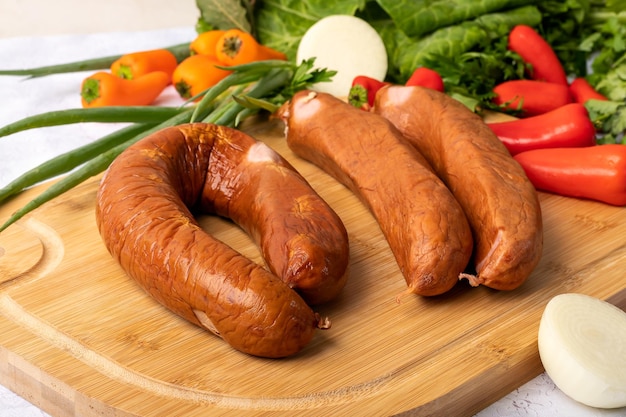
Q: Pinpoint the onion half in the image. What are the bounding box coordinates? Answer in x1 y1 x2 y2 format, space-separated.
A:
296 15 388 98
538 293 626 409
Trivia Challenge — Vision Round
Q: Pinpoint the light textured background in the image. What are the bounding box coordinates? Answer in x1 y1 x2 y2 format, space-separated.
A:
0 0 198 38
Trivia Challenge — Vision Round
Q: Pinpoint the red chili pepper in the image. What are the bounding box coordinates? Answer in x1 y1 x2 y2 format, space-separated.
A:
569 77 608 104
405 67 444 92
348 75 389 110
487 103 596 155
514 145 626 206
508 25 568 85
492 80 572 116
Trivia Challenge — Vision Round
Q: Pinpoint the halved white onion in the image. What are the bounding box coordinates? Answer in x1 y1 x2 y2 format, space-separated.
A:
538 293 626 409
296 15 388 98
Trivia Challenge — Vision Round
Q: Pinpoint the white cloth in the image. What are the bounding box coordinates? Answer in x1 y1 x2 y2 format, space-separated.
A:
0 28 624 417
0 27 194 188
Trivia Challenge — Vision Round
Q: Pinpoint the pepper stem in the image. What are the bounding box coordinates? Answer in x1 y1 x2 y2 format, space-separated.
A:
348 84 369 109
115 64 134 79
174 80 193 99
80 78 101 104
221 35 243 59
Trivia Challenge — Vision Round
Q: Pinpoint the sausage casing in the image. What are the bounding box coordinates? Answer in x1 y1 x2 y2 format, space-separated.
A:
195 126 350 305
96 123 348 357
374 86 543 290
279 91 473 296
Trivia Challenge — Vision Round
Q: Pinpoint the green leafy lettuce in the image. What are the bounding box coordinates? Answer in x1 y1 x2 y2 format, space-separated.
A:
380 5 542 82
376 0 536 38
195 0 252 33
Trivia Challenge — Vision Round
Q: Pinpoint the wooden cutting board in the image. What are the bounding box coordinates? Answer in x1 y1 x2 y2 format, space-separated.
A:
1 118 625 417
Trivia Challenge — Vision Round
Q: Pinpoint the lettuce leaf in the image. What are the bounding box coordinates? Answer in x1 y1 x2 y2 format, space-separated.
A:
195 0 252 32
254 0 368 61
376 0 537 38
385 5 542 81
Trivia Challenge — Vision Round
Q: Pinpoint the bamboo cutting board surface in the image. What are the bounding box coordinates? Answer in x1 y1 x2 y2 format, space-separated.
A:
0 118 625 417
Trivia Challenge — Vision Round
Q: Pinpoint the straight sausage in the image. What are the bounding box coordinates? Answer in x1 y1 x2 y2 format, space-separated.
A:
278 91 473 297
96 123 349 357
374 86 543 290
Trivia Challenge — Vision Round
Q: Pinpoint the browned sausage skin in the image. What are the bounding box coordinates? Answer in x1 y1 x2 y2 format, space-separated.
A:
278 91 473 297
96 123 347 357
196 128 349 305
374 86 543 290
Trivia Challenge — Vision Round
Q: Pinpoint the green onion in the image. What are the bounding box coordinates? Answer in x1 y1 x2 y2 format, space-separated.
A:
0 43 190 78
0 106 188 138
189 60 293 122
0 122 156 204
0 108 196 233
203 68 291 126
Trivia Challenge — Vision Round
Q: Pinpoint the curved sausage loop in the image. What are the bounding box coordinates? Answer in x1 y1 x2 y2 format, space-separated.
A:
96 123 348 358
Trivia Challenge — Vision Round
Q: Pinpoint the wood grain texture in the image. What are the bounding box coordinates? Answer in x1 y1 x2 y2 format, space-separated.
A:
0 118 625 417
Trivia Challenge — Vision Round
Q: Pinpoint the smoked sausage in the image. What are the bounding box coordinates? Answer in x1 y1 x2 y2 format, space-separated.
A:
96 123 349 357
374 86 543 290
195 128 350 306
278 91 473 296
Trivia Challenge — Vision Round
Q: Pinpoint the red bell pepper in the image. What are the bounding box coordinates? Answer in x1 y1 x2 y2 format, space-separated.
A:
487 103 596 155
405 67 444 92
514 145 626 206
492 79 572 116
508 25 568 85
569 77 608 104
348 75 389 110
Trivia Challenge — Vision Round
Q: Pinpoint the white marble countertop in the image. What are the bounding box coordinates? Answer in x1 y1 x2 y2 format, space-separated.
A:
0 2 624 416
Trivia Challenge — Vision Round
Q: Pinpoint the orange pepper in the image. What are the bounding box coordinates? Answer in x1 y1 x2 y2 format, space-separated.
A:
215 29 286 66
257 44 288 61
190 30 225 58
80 71 170 107
172 54 232 100
110 49 178 80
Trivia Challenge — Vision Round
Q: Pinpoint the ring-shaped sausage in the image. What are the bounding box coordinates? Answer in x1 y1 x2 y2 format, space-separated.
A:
96 123 348 357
